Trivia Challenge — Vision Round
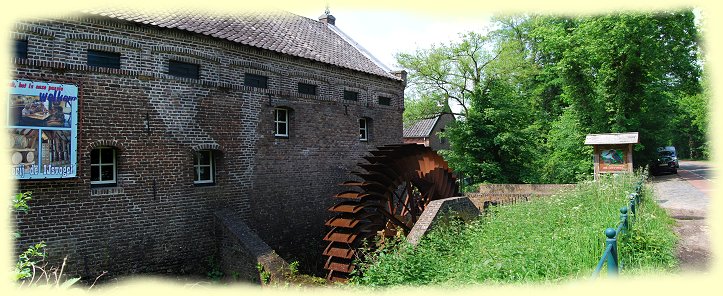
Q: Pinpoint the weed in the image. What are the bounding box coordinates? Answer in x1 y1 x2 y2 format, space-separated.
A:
288 261 299 276
205 256 223 282
256 263 271 285
13 191 84 289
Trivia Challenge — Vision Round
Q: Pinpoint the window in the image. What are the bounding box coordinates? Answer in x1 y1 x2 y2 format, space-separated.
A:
343 90 359 101
14 40 28 59
194 150 215 184
244 73 268 88
359 118 368 141
87 50 121 69
90 147 116 187
298 82 317 95
274 108 288 137
169 60 200 79
378 96 391 106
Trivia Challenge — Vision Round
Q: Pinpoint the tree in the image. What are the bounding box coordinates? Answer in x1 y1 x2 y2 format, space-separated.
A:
397 32 500 121
398 9 705 184
533 11 702 165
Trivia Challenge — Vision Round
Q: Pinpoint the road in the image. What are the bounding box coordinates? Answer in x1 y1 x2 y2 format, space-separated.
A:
651 160 713 273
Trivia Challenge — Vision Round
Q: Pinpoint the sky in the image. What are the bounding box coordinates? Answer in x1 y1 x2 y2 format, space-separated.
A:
284 2 705 72
285 6 494 70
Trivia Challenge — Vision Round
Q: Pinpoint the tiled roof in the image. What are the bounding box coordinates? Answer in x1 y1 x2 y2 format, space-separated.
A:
80 8 399 80
403 117 439 138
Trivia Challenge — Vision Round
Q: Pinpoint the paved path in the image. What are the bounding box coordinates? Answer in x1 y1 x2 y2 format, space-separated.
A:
651 160 713 273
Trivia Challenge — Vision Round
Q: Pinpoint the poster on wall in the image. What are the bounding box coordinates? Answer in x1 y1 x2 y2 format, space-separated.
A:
599 148 626 172
8 79 78 179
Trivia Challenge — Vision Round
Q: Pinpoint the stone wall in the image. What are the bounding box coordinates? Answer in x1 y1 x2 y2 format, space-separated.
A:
214 209 289 283
11 15 404 279
406 196 480 246
466 184 574 210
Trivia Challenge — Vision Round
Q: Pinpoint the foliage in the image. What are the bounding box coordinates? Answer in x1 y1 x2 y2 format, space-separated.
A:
288 261 299 276
256 263 271 285
403 94 447 124
400 10 706 183
538 107 594 183
618 183 678 271
13 191 32 214
12 191 82 288
206 256 224 282
670 74 710 159
15 242 47 281
350 173 678 286
397 31 499 119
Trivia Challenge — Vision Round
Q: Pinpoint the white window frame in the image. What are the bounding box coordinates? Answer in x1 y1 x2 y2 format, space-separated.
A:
90 147 116 186
274 108 289 137
359 118 368 142
194 150 214 185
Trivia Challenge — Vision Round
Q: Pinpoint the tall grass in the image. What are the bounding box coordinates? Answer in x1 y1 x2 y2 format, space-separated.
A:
350 172 678 287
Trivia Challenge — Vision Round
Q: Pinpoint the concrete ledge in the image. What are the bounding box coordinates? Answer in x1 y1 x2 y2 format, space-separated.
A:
466 184 574 210
476 184 573 194
406 196 480 246
214 209 289 283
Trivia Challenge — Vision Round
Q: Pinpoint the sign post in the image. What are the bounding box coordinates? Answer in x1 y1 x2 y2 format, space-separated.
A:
584 132 639 180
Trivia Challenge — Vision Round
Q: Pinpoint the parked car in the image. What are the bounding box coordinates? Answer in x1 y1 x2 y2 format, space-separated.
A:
651 150 678 175
657 146 679 168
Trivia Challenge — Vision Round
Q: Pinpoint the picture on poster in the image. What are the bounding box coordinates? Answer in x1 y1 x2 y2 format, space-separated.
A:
601 149 624 165
8 79 78 179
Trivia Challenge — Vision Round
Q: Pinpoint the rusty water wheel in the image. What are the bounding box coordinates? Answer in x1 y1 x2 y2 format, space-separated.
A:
322 144 459 282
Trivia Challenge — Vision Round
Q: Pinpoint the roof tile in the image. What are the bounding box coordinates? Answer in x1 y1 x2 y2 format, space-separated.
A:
403 117 439 138
80 8 397 80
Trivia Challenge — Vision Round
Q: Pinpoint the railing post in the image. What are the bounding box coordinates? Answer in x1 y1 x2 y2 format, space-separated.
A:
619 207 628 234
605 228 619 276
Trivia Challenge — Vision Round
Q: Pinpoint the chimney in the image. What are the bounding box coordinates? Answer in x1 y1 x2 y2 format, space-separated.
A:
318 7 336 25
391 70 407 86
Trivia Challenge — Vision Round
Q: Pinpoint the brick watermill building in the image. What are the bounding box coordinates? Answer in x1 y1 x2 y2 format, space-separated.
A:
8 8 408 281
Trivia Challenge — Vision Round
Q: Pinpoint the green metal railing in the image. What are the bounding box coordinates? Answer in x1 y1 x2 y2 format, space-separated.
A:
591 176 645 278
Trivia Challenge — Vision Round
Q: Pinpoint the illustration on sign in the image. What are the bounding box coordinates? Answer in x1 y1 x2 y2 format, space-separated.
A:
601 149 624 165
8 79 78 179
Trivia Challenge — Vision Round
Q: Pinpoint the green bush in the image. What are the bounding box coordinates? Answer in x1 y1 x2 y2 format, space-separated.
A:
351 172 677 287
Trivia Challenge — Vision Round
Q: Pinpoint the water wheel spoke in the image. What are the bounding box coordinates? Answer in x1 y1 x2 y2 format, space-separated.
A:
323 144 459 281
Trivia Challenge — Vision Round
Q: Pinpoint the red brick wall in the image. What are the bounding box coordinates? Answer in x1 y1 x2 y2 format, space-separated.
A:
11 16 404 278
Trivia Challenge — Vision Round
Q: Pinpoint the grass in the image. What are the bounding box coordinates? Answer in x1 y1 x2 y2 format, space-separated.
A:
350 172 678 287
